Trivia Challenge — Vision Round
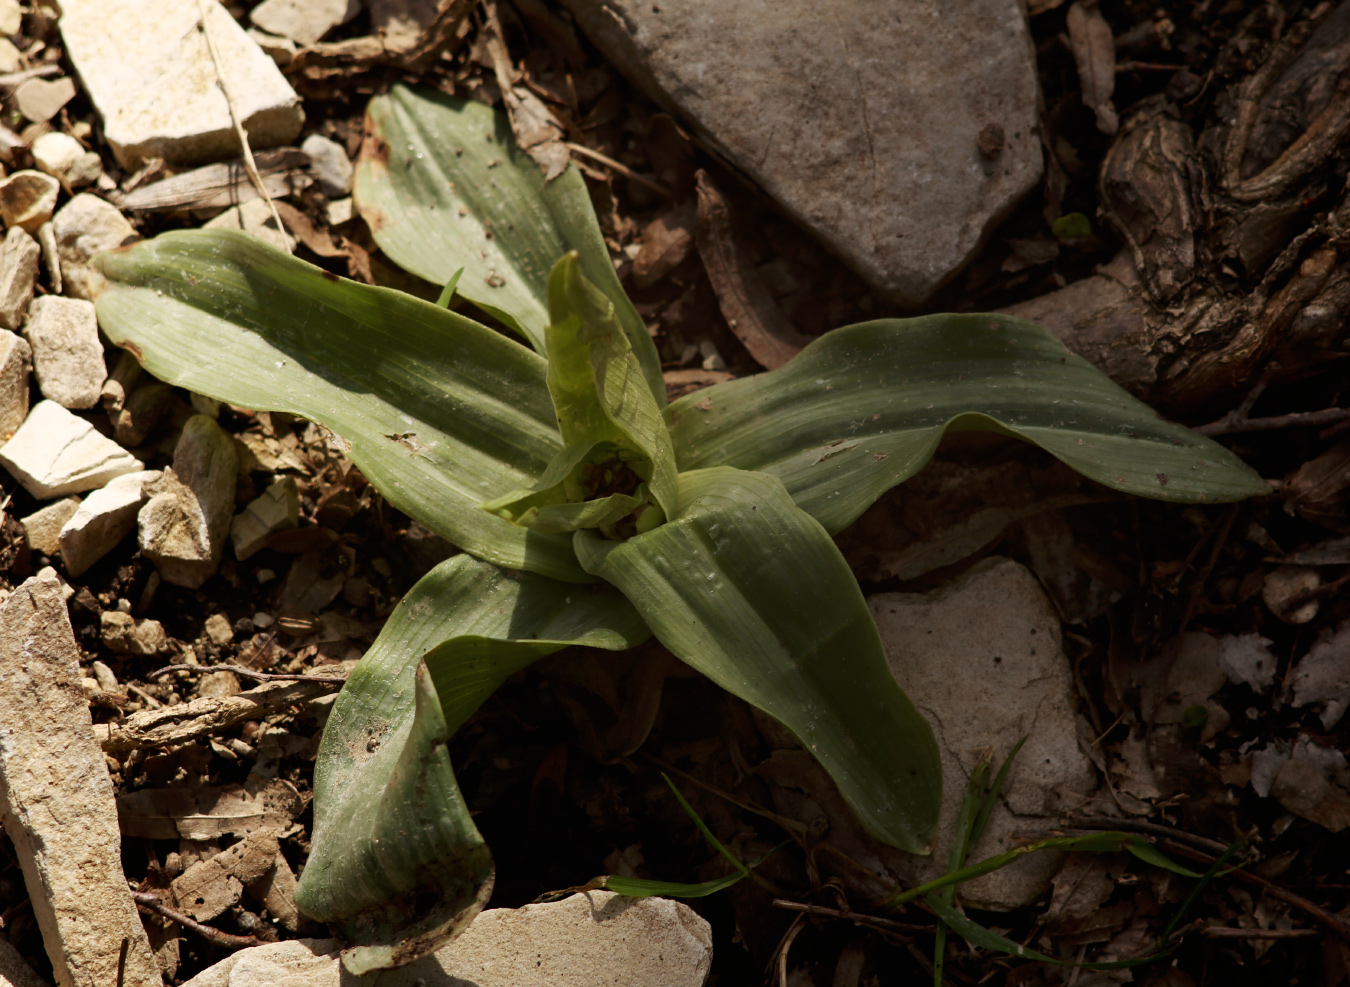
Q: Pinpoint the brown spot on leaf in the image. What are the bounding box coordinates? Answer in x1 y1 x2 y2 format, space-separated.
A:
117 340 143 361
321 269 340 283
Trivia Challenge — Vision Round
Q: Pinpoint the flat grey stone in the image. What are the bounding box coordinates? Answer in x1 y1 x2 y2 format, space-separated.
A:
250 0 360 46
59 0 305 168
20 495 81 555
0 227 38 331
0 570 161 987
301 133 353 197
23 296 104 410
14 76 75 124
870 558 1095 909
59 470 160 577
138 415 239 588
181 891 712 985
0 170 59 234
561 0 1041 304
0 329 31 440
52 194 138 301
0 400 142 499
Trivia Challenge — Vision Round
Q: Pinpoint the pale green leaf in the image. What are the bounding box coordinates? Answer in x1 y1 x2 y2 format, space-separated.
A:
575 467 941 853
355 84 665 406
296 554 648 971
92 229 588 582
667 316 1267 534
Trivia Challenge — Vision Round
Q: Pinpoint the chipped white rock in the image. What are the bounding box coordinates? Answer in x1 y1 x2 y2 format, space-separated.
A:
59 469 161 577
0 400 141 498
52 194 138 300
326 195 353 226
0 570 162 987
139 415 239 588
14 76 76 124
203 197 295 252
32 131 103 188
1289 619 1350 728
205 612 235 645
561 0 1041 304
23 296 104 410
0 170 60 234
0 39 20 74
180 891 712 986
20 495 81 555
59 0 305 168
871 557 1095 909
301 133 353 197
0 0 18 38
232 476 299 560
251 0 361 46
100 610 167 655
0 227 39 332
0 329 31 439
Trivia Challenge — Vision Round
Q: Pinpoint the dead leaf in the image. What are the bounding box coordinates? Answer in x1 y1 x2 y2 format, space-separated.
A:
694 170 812 370
1284 441 1350 532
118 777 304 841
1066 1 1119 136
1271 758 1350 832
662 368 735 401
171 830 280 920
483 1 569 180
633 203 696 288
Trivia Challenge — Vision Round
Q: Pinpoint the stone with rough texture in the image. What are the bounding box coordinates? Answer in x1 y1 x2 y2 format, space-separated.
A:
232 476 299 560
0 401 141 499
870 557 1095 909
561 0 1040 304
32 132 103 188
139 415 239 588
23 296 104 410
0 570 161 987
59 0 305 168
0 171 59 234
52 194 138 301
251 0 361 46
0 227 39 332
0 330 31 440
20 496 81 555
59 470 160 577
100 610 167 655
181 891 712 986
301 133 353 196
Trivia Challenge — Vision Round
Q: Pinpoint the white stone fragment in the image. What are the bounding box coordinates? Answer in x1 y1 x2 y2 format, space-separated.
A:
32 131 104 188
23 296 104 410
52 194 139 301
0 400 141 498
138 415 239 588
0 39 21 74
20 495 81 555
204 612 234 645
0 328 31 439
0 227 39 332
59 0 305 168
0 570 162 987
871 558 1094 909
232 476 299 560
0 0 19 35
203 197 295 252
301 133 353 196
59 469 161 576
251 0 361 46
179 892 712 986
14 76 76 124
0 170 60 234
325 196 353 226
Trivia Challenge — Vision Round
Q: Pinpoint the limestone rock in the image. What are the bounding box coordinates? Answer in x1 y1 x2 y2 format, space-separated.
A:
59 470 161 577
14 76 76 124
0 0 19 35
32 131 104 188
0 170 60 234
0 570 161 987
301 133 353 196
0 329 31 439
205 612 234 645
23 296 104 410
138 415 239 588
59 0 305 168
231 476 299 560
0 227 39 332
0 400 142 498
180 892 712 986
100 610 167 655
251 0 361 46
52 194 138 301
561 0 1041 304
202 197 295 252
20 496 81 555
870 558 1095 909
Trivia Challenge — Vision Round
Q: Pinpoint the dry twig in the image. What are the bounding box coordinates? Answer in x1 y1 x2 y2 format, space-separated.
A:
130 890 261 950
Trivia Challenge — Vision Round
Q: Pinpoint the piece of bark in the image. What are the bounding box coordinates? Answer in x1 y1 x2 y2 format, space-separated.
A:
0 570 161 987
1066 1 1118 135
694 171 811 370
119 148 309 212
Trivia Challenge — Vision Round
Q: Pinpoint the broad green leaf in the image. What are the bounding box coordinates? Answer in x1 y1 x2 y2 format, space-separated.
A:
355 84 666 406
481 440 648 535
667 316 1267 534
575 467 941 853
296 554 648 972
92 229 588 582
